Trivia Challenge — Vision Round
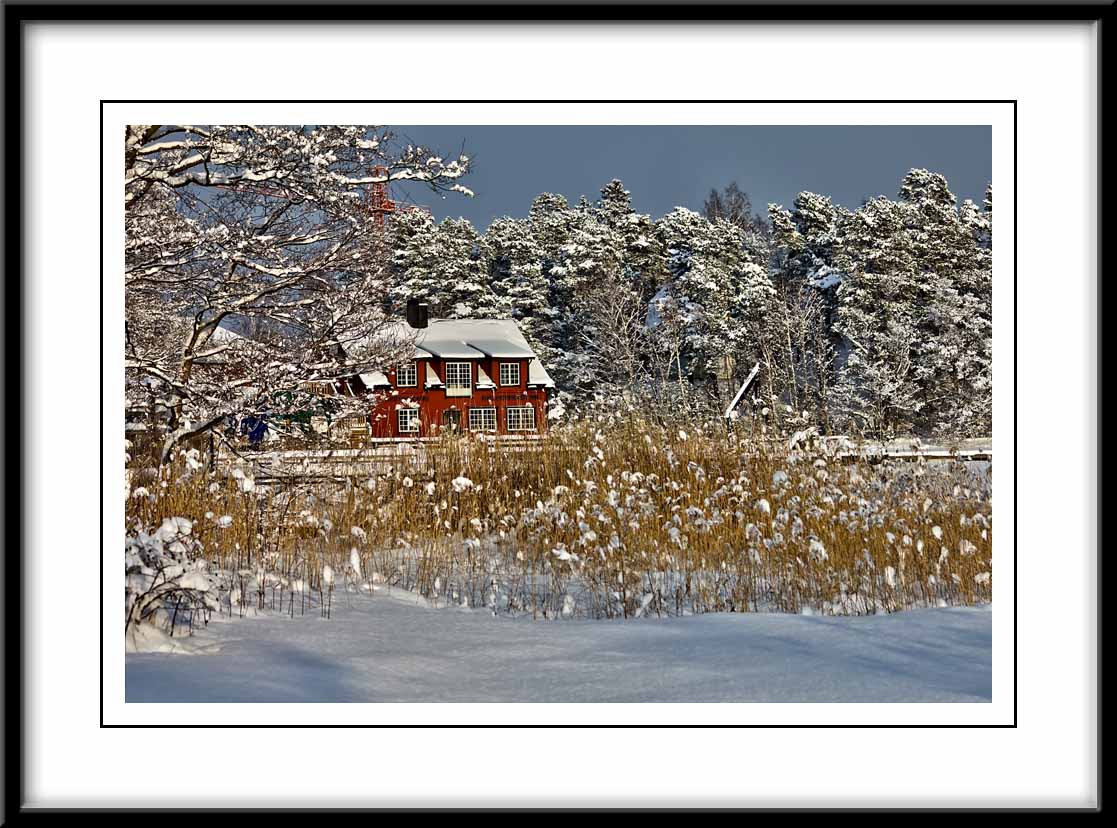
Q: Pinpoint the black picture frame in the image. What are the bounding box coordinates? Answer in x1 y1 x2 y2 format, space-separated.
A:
4 1 1107 817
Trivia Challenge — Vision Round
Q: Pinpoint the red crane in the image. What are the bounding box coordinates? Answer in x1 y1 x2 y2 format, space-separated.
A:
363 165 396 228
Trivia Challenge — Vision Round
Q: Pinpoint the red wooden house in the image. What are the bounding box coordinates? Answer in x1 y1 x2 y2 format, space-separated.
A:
358 318 555 438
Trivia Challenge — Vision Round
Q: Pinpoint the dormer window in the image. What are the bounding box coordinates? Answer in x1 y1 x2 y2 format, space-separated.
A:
396 362 418 387
445 361 472 397
499 362 520 387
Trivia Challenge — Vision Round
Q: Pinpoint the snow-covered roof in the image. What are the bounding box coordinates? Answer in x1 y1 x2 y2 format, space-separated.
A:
415 338 487 359
425 363 443 388
359 371 390 388
464 338 535 359
210 324 246 344
528 358 555 389
379 319 539 360
476 364 495 389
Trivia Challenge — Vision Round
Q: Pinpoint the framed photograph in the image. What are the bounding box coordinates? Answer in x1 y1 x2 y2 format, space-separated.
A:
5 1 1102 813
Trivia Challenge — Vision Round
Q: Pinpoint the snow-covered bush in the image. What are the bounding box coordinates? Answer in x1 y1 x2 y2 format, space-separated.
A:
125 517 218 644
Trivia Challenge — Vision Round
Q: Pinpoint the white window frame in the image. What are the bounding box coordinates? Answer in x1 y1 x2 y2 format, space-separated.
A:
498 362 521 387
444 361 472 397
397 408 420 434
396 362 418 387
469 407 497 432
506 406 536 432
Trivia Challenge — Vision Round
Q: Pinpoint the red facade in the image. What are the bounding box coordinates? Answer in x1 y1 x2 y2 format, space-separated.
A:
368 355 548 438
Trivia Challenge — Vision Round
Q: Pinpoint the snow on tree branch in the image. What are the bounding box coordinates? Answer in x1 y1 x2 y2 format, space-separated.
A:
125 124 473 461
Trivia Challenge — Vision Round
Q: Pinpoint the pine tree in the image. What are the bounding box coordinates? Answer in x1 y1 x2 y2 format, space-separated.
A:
832 196 926 436
598 179 666 302
767 192 850 425
486 216 555 358
387 209 439 313
831 170 993 437
436 218 499 318
389 213 499 318
656 208 775 405
549 193 627 393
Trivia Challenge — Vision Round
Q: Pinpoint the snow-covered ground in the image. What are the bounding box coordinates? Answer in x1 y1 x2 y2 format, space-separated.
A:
126 590 991 703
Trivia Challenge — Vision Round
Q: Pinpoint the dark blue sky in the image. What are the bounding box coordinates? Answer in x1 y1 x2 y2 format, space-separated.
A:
387 125 992 230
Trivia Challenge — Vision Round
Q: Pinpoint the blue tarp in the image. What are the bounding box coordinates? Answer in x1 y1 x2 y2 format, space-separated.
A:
240 415 268 445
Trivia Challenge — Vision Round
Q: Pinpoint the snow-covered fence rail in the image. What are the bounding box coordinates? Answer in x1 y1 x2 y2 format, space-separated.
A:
820 437 992 464
219 433 991 485
220 435 553 483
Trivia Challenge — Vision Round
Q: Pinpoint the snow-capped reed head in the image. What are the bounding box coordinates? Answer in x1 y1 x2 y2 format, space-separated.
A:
155 516 192 541
756 498 771 516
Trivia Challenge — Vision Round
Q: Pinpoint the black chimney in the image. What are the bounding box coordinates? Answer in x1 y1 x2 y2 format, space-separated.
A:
405 298 429 329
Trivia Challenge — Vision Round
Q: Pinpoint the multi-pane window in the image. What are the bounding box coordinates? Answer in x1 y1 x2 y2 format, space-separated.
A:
506 406 536 432
396 362 417 387
397 408 420 433
445 362 472 392
498 362 521 387
469 407 497 432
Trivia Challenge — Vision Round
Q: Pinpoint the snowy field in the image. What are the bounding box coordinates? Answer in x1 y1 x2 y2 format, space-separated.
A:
126 590 991 703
